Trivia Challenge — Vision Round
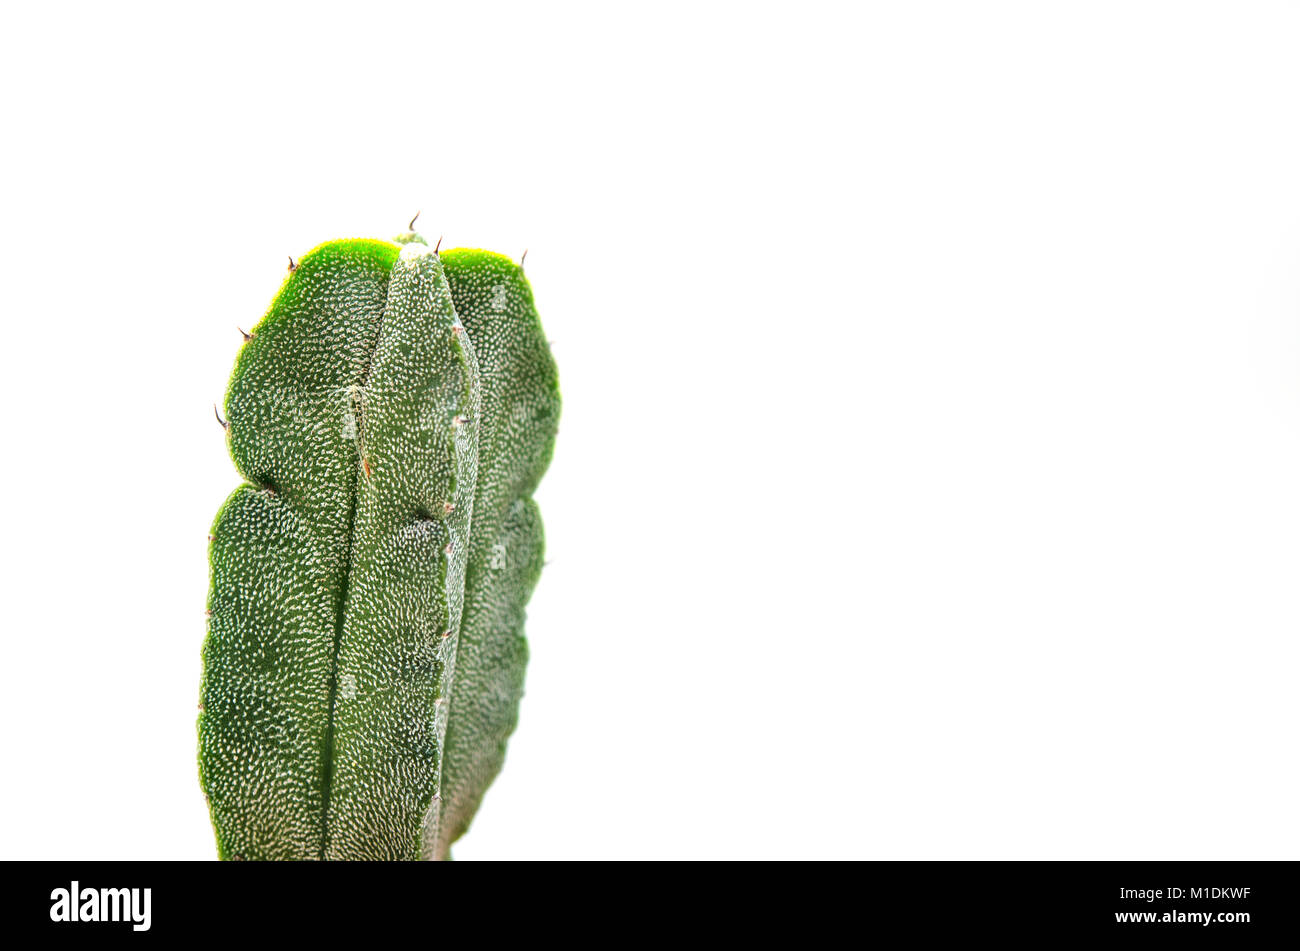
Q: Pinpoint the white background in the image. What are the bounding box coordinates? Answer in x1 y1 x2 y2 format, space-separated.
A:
1 1 1299 860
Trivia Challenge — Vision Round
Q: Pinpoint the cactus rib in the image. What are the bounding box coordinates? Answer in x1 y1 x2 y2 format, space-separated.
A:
434 250 560 857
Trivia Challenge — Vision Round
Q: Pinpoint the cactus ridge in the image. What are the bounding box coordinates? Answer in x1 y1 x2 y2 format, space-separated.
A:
200 230 557 860
433 249 560 857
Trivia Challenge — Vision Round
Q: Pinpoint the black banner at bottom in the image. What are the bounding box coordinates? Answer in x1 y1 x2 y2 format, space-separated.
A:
8 860 1295 940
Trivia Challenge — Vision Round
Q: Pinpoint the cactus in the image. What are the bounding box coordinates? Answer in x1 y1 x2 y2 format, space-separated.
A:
199 226 559 860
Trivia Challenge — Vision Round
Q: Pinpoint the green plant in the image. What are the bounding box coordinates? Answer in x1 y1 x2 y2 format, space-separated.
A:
199 225 559 860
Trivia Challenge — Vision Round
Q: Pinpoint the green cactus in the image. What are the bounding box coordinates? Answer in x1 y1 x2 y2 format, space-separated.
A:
199 227 559 860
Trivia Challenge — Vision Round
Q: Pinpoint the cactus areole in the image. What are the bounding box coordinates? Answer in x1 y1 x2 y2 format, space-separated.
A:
199 229 560 860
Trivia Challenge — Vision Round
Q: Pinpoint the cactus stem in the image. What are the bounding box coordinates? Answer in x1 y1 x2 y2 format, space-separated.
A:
409 211 421 231
202 234 558 862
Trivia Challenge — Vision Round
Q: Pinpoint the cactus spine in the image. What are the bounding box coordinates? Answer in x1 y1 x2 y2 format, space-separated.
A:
199 228 558 860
